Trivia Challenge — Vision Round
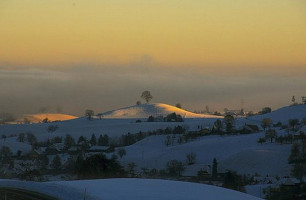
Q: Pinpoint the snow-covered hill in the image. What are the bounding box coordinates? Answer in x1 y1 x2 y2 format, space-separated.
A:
248 104 306 124
99 103 223 119
0 179 263 200
17 113 78 123
118 133 291 177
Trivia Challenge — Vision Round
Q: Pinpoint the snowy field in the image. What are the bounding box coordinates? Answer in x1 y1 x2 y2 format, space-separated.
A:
0 179 263 200
0 104 304 176
117 133 292 176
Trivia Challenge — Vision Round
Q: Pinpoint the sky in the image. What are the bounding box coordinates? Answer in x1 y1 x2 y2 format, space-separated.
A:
0 0 305 116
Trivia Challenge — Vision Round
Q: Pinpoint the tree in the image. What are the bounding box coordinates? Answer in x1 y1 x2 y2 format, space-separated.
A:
205 105 210 113
47 125 58 133
117 148 126 159
175 103 182 109
224 114 235 133
136 100 141 105
166 160 185 176
257 137 266 144
186 152 196 165
147 116 155 122
288 143 306 182
222 171 245 191
265 129 276 143
85 109 94 120
51 136 62 144
212 158 218 179
127 162 136 177
289 119 299 131
98 134 109 146
52 155 62 170
64 134 75 150
292 96 296 105
90 134 97 146
261 118 273 131
75 154 125 178
260 107 272 114
213 119 223 134
26 132 37 145
78 136 87 144
141 91 153 103
38 155 49 170
0 146 12 162
288 143 301 164
17 133 25 142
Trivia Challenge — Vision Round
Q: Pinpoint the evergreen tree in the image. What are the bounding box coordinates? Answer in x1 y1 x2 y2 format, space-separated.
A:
90 134 97 146
52 155 62 170
212 158 218 179
64 134 75 150
39 155 49 170
117 148 126 159
78 136 87 144
288 143 306 182
103 134 109 145
213 119 223 134
224 115 234 133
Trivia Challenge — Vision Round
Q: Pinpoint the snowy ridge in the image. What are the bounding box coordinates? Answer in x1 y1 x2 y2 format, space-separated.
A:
16 113 77 123
0 179 263 200
98 103 223 119
248 104 306 124
53 178 263 200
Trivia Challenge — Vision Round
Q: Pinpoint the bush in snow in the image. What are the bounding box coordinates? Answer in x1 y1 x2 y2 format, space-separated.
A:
186 152 196 165
166 160 185 177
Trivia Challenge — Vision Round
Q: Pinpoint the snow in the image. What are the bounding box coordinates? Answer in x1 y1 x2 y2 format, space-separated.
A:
245 184 269 199
0 117 219 141
0 137 32 155
53 178 263 200
99 103 223 119
0 179 263 200
14 113 77 124
248 104 306 124
119 133 291 176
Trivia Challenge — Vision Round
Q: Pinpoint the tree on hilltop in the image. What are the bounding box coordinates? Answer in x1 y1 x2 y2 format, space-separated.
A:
141 91 153 103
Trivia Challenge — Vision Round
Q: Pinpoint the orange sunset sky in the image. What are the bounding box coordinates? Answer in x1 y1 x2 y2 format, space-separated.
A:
0 0 305 115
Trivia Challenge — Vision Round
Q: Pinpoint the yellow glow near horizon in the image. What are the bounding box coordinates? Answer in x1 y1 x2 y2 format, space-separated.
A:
0 0 306 67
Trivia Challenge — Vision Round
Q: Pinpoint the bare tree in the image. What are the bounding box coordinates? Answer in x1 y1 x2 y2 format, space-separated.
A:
141 91 153 103
175 103 182 109
85 109 94 120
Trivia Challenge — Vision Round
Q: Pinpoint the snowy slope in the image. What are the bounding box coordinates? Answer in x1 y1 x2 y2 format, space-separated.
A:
248 104 306 124
0 117 218 141
119 133 291 176
0 179 263 200
54 178 263 200
99 103 223 119
17 113 77 123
